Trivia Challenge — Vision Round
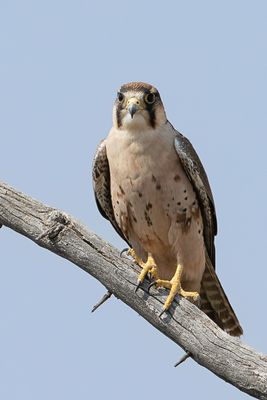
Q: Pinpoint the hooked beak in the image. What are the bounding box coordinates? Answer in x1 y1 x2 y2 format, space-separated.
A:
127 98 141 119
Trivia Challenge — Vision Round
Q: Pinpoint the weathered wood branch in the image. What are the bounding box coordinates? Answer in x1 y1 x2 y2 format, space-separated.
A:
0 181 267 399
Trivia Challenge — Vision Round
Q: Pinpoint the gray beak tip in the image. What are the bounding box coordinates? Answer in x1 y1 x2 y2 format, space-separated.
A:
128 104 139 119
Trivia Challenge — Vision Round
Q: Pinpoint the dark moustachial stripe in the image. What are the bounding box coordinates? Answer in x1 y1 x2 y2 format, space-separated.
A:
116 101 122 128
146 101 156 128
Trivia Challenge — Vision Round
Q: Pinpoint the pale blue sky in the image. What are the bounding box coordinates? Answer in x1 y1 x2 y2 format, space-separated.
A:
1 1 267 399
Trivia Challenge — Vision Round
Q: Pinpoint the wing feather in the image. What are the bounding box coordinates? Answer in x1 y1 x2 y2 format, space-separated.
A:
174 127 242 336
92 140 130 245
174 129 217 267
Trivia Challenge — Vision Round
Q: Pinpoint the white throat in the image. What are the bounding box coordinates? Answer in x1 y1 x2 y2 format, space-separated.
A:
121 112 150 131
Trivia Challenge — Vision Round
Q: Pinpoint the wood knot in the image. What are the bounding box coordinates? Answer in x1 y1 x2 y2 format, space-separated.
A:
36 211 71 241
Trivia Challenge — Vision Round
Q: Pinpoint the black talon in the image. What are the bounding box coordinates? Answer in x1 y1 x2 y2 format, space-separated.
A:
159 308 167 318
120 247 129 257
148 272 153 281
135 280 142 293
147 281 157 293
174 352 191 367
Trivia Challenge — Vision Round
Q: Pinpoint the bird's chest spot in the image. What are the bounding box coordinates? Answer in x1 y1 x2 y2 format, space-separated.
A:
112 167 202 248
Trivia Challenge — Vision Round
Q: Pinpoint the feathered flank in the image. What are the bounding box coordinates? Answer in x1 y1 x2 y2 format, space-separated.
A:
92 140 130 245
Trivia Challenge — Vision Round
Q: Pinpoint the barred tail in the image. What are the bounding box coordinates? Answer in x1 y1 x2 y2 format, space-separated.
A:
200 251 243 337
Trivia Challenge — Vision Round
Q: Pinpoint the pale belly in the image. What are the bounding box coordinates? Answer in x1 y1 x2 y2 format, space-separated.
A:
106 127 206 288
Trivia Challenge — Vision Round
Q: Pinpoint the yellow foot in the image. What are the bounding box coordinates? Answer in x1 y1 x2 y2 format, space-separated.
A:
148 264 200 315
128 248 143 265
137 255 158 284
128 249 158 292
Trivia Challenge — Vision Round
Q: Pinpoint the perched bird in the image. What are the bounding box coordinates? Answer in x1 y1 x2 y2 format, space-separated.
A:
92 82 242 336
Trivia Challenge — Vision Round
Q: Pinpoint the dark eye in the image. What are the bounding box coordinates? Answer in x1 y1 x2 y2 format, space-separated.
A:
117 92 124 102
145 93 156 104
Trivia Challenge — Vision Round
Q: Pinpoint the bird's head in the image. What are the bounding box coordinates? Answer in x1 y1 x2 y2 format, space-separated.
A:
113 82 167 131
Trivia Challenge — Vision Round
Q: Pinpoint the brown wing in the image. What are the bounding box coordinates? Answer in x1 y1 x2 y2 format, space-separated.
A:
174 128 243 336
174 129 217 267
92 140 130 245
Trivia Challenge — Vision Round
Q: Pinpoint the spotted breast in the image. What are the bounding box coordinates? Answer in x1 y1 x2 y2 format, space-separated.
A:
105 121 205 290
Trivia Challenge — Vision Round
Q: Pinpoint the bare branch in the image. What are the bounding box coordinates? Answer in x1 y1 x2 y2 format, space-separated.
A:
0 181 267 399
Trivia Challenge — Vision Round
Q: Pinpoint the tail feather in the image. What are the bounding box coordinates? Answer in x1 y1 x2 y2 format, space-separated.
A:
200 251 243 337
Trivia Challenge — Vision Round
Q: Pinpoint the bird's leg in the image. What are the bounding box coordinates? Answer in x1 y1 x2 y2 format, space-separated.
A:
128 249 158 292
128 248 143 265
148 264 200 314
138 255 158 282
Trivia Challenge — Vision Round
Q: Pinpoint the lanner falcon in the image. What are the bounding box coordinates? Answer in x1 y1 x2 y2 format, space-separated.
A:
92 82 242 336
